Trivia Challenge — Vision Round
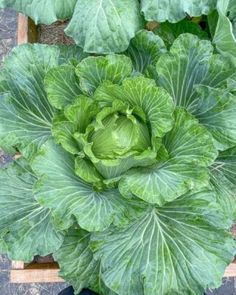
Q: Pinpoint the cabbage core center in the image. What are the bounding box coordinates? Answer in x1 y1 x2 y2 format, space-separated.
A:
90 113 151 159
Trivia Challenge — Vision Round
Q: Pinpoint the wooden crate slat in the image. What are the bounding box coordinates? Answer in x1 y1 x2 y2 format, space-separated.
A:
10 258 236 284
11 268 64 283
10 260 64 283
224 258 236 278
11 259 63 283
11 261 25 270
17 13 37 44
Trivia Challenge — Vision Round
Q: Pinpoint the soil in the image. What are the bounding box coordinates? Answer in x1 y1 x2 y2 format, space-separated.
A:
0 8 17 65
231 223 236 240
38 21 74 45
0 150 12 168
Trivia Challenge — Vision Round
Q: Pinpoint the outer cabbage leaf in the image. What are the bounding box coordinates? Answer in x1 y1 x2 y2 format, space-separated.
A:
157 33 212 108
210 146 236 220
125 30 167 75
32 139 130 232
0 0 76 24
91 190 235 295
227 73 236 92
76 55 133 94
45 55 133 110
65 0 144 54
207 10 219 37
51 112 79 155
0 159 64 261
212 0 236 63
54 229 116 295
156 34 234 109
193 86 236 150
163 109 217 166
141 0 217 23
119 108 217 205
154 19 208 48
44 65 82 110
156 34 236 150
0 44 86 160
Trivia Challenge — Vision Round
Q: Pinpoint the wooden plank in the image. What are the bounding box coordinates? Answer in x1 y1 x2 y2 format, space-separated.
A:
10 268 64 283
10 259 236 284
224 258 236 277
10 260 64 283
17 13 37 44
11 261 25 270
17 13 28 44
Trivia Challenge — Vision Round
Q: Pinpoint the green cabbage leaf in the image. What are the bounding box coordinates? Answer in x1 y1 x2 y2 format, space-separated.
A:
0 159 64 261
211 0 236 63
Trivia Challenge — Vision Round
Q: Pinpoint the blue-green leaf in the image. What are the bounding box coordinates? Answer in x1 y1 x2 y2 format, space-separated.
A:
194 86 236 150
91 190 235 295
119 109 217 205
210 147 236 220
0 0 77 24
32 139 130 232
156 34 235 111
0 44 84 160
76 55 133 95
141 0 217 23
65 0 143 54
54 229 116 295
0 159 64 261
126 30 167 74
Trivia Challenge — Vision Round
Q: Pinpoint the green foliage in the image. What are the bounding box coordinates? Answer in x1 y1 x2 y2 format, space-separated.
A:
0 159 64 261
0 0 217 54
210 0 236 63
0 32 236 295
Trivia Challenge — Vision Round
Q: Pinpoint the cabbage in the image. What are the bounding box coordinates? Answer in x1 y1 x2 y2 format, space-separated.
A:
0 33 236 294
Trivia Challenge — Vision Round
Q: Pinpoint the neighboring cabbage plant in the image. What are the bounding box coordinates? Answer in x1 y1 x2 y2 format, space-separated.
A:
0 0 217 53
209 0 236 64
0 33 236 295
